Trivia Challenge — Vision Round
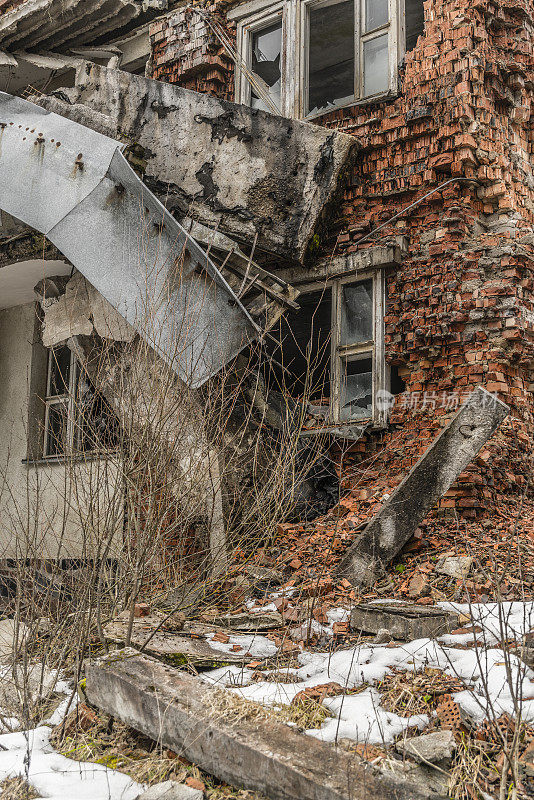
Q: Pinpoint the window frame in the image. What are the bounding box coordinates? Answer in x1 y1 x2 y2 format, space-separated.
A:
291 269 387 429
43 346 79 458
234 0 286 113
330 270 387 426
231 0 405 119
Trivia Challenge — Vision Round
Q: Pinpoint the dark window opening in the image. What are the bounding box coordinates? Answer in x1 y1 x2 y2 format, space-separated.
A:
308 0 355 115
390 364 406 395
340 279 373 344
405 0 425 52
264 289 332 406
43 345 118 458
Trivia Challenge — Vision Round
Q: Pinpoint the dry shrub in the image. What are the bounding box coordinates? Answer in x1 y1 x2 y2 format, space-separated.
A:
0 778 40 800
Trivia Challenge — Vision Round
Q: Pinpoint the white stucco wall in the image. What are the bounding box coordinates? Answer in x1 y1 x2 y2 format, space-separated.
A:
0 302 122 558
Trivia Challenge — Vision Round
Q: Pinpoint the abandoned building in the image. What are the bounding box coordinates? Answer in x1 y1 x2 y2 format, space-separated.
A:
0 0 532 582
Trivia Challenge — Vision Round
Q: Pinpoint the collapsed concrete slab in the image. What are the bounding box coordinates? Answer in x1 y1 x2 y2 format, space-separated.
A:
0 91 257 387
0 0 166 52
36 63 358 262
350 602 460 641
85 649 445 800
337 387 509 588
103 614 250 668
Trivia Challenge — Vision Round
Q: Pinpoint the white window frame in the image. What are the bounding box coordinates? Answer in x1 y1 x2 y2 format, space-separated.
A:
296 270 387 428
43 347 79 457
331 270 387 426
230 0 405 119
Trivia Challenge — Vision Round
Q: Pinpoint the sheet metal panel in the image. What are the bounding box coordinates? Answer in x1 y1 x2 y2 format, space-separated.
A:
0 92 257 387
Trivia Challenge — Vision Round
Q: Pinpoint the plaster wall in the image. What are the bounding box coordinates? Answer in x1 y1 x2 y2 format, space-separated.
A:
0 302 122 558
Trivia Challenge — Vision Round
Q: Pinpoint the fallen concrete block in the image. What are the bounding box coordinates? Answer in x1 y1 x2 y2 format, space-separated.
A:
85 649 446 800
136 780 203 800
104 615 249 668
337 388 509 587
436 556 474 579
214 611 283 631
396 730 456 765
37 64 358 263
350 602 459 641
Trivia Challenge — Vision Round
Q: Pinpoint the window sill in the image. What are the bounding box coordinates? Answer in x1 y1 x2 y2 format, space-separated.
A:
305 89 398 121
23 451 116 467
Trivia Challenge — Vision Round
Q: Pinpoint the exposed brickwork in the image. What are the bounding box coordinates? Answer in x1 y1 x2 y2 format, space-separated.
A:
150 2 235 101
312 0 534 516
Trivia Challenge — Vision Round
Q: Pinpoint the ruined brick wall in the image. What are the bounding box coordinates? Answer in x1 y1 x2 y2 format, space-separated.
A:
150 2 235 101
318 0 534 515
149 0 534 516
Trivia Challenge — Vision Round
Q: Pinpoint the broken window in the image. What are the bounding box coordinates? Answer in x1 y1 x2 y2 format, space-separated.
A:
307 0 355 116
231 0 425 117
405 0 425 53
264 271 387 428
251 20 282 111
43 346 118 457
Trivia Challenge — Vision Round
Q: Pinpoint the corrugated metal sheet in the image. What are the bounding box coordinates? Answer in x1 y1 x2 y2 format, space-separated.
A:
0 91 258 387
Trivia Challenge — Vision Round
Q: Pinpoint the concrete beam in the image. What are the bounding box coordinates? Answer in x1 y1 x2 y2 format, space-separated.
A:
337 387 509 589
350 602 460 641
85 649 444 800
36 64 358 263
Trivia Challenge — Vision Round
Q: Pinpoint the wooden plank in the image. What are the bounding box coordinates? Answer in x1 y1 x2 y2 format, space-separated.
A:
86 650 445 800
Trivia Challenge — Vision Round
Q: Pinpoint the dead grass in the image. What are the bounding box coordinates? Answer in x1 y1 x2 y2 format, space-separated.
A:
52 704 271 799
0 777 41 800
210 685 332 730
377 667 464 717
448 733 499 800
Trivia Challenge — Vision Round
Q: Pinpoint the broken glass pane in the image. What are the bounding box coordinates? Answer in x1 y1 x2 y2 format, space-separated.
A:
365 0 388 31
363 33 389 96
340 357 373 420
251 21 282 112
77 374 119 452
340 280 373 345
48 346 71 397
45 402 68 456
308 0 355 115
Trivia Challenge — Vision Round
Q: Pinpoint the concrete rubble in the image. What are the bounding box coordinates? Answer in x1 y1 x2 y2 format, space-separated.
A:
350 601 460 641
103 612 251 668
435 556 474 580
85 649 445 800
395 730 456 765
337 388 510 588
136 780 203 800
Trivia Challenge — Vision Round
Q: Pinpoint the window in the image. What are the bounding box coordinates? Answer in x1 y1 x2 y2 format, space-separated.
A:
264 271 388 427
231 0 424 118
331 273 387 424
43 345 118 457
